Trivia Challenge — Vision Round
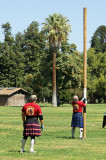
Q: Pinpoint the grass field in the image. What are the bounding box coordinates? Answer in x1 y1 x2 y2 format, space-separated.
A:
0 104 106 160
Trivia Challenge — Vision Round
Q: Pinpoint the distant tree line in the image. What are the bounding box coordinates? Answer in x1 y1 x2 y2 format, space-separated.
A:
0 19 106 104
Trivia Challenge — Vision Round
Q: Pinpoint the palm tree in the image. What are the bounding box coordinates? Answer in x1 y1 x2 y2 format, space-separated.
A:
42 13 71 106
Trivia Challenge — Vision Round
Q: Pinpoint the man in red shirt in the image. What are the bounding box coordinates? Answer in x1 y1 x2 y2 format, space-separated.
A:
20 95 44 153
71 95 87 139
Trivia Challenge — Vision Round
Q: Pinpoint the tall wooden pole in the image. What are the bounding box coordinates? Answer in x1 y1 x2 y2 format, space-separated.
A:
83 8 87 139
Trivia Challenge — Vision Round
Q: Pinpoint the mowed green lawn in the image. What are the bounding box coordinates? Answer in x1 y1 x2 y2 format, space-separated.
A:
0 104 106 160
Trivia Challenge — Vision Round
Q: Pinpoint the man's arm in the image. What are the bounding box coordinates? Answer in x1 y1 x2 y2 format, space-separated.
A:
22 112 25 123
81 98 87 107
39 114 44 131
40 119 44 126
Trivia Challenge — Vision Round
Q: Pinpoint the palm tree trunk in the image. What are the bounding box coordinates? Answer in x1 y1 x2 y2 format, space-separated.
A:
52 51 57 106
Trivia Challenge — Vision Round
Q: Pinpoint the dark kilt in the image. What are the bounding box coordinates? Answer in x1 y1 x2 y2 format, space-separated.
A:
23 116 41 137
71 112 84 128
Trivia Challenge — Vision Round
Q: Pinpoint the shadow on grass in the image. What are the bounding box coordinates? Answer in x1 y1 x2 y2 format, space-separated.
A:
56 136 73 139
56 136 85 140
9 150 29 154
8 150 21 153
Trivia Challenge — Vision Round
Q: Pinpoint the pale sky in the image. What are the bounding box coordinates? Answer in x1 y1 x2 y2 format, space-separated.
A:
0 0 106 52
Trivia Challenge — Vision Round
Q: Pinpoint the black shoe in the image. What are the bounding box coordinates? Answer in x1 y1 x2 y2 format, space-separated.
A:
71 137 75 139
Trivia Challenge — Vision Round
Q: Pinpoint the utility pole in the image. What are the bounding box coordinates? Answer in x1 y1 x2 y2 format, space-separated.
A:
83 8 87 139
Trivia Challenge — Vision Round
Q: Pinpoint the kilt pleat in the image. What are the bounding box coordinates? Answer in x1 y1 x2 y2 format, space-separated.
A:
71 112 84 128
23 121 41 137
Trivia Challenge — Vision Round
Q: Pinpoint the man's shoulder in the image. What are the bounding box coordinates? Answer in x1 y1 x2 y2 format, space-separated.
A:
30 103 40 108
24 102 41 108
24 103 33 107
77 101 83 104
72 101 81 104
77 101 85 106
24 102 31 106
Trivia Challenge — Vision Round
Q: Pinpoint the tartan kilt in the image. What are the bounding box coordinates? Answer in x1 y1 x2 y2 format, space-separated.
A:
23 121 41 137
71 112 84 128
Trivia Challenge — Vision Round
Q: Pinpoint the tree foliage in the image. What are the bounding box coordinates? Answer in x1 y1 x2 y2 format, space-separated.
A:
42 13 71 50
0 21 105 104
87 48 106 103
91 25 106 53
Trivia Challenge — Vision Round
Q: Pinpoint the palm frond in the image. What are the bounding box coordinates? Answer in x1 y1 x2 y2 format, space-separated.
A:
42 13 71 50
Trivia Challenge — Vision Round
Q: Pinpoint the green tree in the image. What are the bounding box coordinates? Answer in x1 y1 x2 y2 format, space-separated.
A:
1 22 14 44
42 13 71 106
0 23 25 88
87 48 106 103
0 41 25 87
0 23 15 86
97 74 106 103
40 41 82 104
22 21 46 94
91 25 106 52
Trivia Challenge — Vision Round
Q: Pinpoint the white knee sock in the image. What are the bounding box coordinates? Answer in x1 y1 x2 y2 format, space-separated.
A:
79 128 83 138
30 139 35 152
21 138 26 151
72 128 75 137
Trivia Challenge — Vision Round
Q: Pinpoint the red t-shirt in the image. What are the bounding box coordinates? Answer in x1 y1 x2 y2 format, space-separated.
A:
21 102 42 116
72 101 86 113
